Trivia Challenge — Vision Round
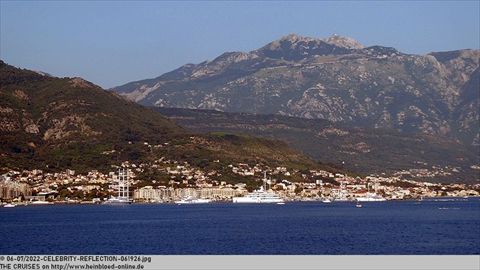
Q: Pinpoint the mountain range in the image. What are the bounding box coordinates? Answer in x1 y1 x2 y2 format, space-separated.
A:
113 34 479 148
0 60 316 176
155 107 478 183
1 34 478 184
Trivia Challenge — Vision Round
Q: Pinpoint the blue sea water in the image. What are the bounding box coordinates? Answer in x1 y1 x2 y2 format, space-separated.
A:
0 198 479 254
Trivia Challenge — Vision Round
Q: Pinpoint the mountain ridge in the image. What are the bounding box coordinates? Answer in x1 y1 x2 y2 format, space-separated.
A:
0 60 317 175
154 107 479 183
111 34 479 148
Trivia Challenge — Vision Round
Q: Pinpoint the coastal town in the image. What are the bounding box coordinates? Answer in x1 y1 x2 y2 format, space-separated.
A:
1 156 479 205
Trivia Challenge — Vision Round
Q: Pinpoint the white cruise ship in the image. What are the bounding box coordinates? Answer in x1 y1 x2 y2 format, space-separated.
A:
356 192 387 202
232 172 284 203
175 196 211 204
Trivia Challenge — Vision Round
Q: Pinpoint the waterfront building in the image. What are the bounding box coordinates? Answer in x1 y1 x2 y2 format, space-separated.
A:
0 179 32 200
134 186 246 202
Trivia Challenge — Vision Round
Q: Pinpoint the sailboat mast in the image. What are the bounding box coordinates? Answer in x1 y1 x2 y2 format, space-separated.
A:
264 171 267 190
126 169 129 201
118 169 121 198
122 168 126 198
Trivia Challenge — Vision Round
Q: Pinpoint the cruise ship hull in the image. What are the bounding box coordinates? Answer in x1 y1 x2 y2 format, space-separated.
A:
104 197 132 204
175 198 211 204
232 197 284 203
356 198 386 202
356 193 387 202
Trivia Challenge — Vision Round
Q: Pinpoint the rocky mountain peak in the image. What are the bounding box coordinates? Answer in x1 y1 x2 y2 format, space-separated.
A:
259 33 364 53
279 33 318 43
112 36 479 147
259 33 321 51
324 34 365 49
254 33 352 61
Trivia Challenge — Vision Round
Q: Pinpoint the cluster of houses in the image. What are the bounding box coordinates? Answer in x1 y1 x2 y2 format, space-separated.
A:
1 157 479 203
391 163 464 178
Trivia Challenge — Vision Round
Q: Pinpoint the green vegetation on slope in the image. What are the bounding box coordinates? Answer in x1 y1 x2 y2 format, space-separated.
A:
155 107 479 183
0 61 318 175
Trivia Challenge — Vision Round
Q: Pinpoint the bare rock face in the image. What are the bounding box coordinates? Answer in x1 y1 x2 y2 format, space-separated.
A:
0 105 21 132
324 34 365 49
23 120 39 134
112 34 479 147
0 117 21 132
13 89 30 101
42 115 101 141
70 77 97 88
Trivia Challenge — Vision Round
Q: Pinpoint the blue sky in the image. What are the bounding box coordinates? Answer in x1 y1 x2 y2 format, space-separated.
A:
1 1 479 88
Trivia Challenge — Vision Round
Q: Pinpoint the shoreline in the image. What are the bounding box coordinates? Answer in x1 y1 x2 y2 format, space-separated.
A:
2 196 478 207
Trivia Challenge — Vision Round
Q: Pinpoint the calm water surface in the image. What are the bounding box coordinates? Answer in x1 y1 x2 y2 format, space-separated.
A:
1 198 479 254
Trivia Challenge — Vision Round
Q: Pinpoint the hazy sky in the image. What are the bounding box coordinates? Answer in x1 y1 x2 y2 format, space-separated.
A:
1 1 479 88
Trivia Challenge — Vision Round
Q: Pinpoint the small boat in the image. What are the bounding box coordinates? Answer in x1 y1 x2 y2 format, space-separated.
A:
355 203 363 208
30 201 54 205
3 203 16 208
104 197 132 205
322 198 332 203
175 196 211 204
276 202 285 205
356 193 386 202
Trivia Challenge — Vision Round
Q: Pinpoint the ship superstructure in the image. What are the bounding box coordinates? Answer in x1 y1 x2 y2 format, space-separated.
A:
232 172 284 203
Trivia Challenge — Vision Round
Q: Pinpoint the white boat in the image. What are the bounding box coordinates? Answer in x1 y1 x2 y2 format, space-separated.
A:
356 192 387 202
175 196 211 204
233 187 284 203
233 172 284 204
322 198 333 203
30 201 54 205
105 197 132 204
356 203 363 208
3 203 16 208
